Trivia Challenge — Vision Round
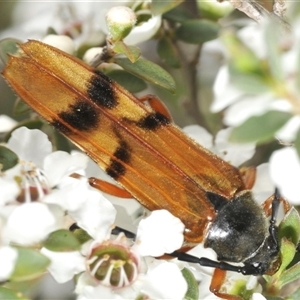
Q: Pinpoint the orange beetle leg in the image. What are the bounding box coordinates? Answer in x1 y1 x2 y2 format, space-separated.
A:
239 166 256 190
139 94 173 121
262 193 291 217
210 268 242 300
88 177 133 198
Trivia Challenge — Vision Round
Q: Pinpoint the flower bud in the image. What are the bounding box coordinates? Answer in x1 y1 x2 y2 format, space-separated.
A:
42 35 75 54
105 6 136 43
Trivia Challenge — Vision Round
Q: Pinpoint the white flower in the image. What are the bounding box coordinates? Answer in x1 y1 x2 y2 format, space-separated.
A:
7 127 52 168
0 246 18 281
134 210 184 257
139 261 187 300
183 125 255 167
0 177 19 205
2 202 61 246
40 248 86 283
269 147 300 205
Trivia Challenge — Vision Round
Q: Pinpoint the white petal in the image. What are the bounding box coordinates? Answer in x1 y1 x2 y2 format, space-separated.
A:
124 15 162 45
44 151 89 187
269 147 300 205
0 115 17 132
183 125 213 149
0 177 19 205
252 293 267 300
68 189 116 242
41 248 85 283
141 261 187 300
211 66 244 113
0 246 18 281
223 95 273 126
7 127 52 167
3 202 58 245
275 115 300 142
215 127 255 166
135 210 184 257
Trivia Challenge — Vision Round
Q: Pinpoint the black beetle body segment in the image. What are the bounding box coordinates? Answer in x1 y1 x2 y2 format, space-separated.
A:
205 191 269 263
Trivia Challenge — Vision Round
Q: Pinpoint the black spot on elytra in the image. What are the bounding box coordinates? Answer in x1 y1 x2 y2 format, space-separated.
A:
87 70 117 108
50 119 72 135
106 140 131 180
58 99 99 131
136 112 170 130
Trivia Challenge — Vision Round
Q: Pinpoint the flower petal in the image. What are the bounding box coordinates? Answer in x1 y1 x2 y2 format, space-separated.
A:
135 210 184 257
7 127 52 167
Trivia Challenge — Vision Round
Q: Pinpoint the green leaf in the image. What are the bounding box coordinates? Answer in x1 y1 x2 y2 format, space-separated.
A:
181 268 199 300
175 20 219 44
113 41 140 63
230 111 291 144
107 70 147 93
289 285 300 300
163 6 194 23
72 228 92 245
264 19 283 81
157 36 181 68
280 261 300 288
10 248 50 282
294 128 300 158
0 287 28 300
0 38 22 64
43 229 81 252
277 238 297 277
222 31 265 75
0 146 18 171
228 65 269 94
279 207 300 247
114 56 176 92
151 0 184 15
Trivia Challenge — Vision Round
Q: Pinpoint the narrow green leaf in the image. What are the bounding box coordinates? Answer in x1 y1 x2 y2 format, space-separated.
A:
294 129 300 158
277 238 297 277
10 248 50 282
230 111 291 144
289 285 300 300
264 19 283 81
175 20 219 44
43 229 81 252
151 0 184 15
0 146 18 171
279 207 300 246
163 5 194 23
157 36 181 68
114 56 176 92
107 70 147 93
280 261 300 287
181 268 199 300
0 287 28 300
113 41 140 63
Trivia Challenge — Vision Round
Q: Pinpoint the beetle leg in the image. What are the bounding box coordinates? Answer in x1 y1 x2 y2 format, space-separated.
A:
88 177 133 198
210 268 242 300
262 188 291 217
139 94 173 121
239 166 256 189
